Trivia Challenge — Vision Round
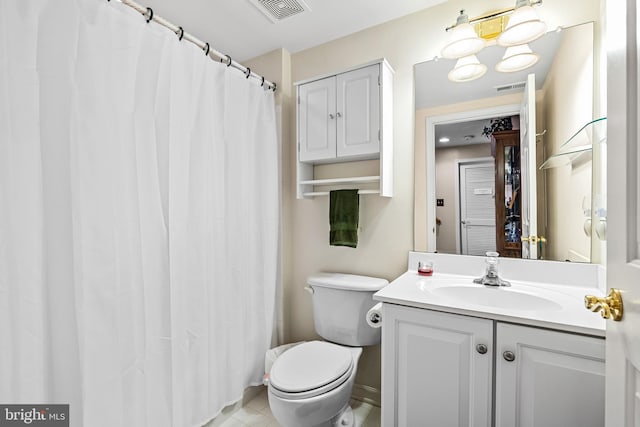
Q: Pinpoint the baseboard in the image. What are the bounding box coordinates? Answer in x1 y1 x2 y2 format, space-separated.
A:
241 384 265 405
203 385 265 427
351 383 381 407
567 249 590 263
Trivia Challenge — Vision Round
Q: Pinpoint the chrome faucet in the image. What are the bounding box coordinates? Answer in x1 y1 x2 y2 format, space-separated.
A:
473 251 511 287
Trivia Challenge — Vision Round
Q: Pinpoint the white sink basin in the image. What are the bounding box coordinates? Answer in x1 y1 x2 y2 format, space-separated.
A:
422 283 563 312
373 260 607 336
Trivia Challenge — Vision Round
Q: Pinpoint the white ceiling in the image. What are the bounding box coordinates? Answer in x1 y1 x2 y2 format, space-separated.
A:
139 0 445 62
435 118 495 148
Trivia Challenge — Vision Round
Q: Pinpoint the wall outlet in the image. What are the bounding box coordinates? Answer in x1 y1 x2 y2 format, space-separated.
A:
437 199 444 207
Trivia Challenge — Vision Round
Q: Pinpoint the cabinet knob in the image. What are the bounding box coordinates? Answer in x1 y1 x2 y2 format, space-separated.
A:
476 344 488 354
336 112 342 118
503 350 516 362
329 113 335 119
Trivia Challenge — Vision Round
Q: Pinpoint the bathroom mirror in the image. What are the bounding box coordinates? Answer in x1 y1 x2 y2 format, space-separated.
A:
414 21 606 263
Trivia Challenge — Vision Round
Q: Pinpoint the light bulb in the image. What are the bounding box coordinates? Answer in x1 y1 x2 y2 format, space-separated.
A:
448 55 487 82
441 11 486 59
495 44 540 72
497 3 547 47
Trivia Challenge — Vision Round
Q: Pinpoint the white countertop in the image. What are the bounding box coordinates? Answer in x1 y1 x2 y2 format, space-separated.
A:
373 252 607 337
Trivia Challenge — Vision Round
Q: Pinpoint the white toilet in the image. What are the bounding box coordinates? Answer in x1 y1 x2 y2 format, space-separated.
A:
267 273 388 427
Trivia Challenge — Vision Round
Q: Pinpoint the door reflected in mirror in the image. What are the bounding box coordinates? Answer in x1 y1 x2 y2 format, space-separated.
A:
414 21 606 263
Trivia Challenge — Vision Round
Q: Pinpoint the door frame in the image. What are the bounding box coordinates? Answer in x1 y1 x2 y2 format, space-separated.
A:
456 157 496 254
605 0 640 425
426 104 520 252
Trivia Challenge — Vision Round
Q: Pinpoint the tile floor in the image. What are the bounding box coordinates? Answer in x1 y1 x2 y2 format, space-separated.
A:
205 386 380 427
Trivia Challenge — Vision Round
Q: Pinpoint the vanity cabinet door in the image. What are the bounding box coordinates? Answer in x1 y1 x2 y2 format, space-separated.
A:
382 304 493 427
495 323 605 427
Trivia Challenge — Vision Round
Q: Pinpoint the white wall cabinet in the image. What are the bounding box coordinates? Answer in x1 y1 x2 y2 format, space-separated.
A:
382 304 605 427
298 63 381 163
295 59 393 198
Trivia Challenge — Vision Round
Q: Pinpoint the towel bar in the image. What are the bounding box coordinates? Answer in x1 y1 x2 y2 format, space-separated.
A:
302 189 380 197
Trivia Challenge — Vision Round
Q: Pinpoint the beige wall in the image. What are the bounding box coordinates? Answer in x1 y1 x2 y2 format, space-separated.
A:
248 0 602 399
435 144 492 254
245 49 293 343
541 23 594 262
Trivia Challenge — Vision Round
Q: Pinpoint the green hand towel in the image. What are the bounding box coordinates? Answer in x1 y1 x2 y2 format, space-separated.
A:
330 189 359 248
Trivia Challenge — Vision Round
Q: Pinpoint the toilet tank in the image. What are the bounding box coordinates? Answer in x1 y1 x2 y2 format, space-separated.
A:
307 273 388 346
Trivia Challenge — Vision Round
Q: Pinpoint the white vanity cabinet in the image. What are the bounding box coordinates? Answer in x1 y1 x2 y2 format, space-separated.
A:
382 304 493 427
298 63 382 163
382 303 605 427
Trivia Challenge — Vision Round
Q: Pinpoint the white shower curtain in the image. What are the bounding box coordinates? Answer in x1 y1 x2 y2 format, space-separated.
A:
0 1 279 426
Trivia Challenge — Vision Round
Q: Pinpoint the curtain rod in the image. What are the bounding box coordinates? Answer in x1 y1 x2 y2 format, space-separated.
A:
114 0 277 91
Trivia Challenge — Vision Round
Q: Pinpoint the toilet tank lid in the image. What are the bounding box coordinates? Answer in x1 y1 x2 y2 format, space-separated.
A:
307 273 388 291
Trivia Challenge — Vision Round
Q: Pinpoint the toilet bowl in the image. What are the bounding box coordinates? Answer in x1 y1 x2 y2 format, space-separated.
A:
268 341 362 427
266 273 388 427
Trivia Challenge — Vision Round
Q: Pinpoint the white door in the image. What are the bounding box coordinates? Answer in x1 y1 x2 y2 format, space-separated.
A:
336 63 380 159
519 73 538 258
298 76 336 162
459 161 496 256
604 1 640 425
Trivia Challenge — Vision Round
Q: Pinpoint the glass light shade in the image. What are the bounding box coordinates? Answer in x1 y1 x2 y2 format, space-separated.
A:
497 5 547 46
495 44 540 73
448 55 487 82
441 12 486 59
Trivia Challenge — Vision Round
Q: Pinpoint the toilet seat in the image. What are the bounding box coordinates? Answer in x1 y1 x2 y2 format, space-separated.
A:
269 341 354 400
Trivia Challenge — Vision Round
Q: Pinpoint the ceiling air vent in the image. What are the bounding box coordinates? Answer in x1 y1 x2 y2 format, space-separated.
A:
494 82 526 92
249 0 311 23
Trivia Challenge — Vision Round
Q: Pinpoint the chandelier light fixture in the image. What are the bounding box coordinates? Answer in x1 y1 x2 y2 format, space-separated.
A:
441 0 546 82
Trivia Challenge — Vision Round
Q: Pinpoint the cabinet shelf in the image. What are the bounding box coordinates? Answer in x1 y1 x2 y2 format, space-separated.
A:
299 175 381 186
299 176 381 197
539 117 606 169
302 190 380 197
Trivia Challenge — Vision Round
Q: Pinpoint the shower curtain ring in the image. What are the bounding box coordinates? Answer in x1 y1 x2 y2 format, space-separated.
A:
203 43 210 56
145 7 153 23
177 27 184 41
224 55 232 67
261 76 265 87
272 82 277 92
245 68 251 79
